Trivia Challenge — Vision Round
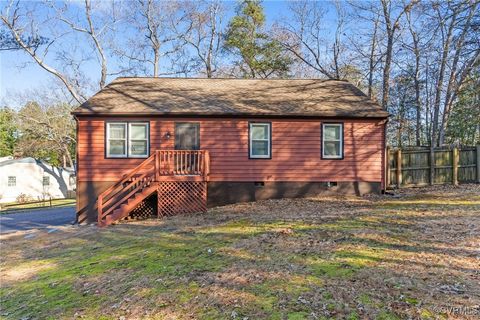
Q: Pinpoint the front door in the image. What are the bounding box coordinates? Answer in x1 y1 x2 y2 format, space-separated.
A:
175 123 200 150
174 123 200 173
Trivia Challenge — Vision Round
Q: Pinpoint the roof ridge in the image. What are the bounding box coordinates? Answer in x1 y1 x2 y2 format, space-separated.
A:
113 76 348 82
72 76 388 118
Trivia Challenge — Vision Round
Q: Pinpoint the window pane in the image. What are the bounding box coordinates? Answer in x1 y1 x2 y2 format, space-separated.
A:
43 176 50 186
324 125 340 140
109 140 126 155
130 140 147 155
130 124 147 140
109 124 126 139
8 176 16 187
251 124 268 140
175 123 199 150
252 140 269 156
324 141 341 157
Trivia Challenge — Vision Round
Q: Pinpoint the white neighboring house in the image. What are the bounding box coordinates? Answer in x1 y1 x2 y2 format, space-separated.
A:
0 157 75 204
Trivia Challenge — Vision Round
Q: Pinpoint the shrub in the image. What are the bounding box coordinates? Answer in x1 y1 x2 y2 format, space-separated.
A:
16 193 33 204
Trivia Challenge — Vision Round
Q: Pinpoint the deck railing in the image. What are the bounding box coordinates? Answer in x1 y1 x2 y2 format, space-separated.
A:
97 150 210 225
155 150 210 177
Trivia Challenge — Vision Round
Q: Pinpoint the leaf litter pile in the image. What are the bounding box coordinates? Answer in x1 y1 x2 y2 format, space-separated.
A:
1 184 479 319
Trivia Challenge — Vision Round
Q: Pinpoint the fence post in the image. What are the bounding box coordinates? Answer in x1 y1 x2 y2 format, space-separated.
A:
396 149 402 188
476 145 480 183
385 146 391 188
452 147 459 186
429 147 435 185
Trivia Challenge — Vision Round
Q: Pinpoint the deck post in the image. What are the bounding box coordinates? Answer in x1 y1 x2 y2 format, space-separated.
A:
396 149 402 188
97 194 103 225
476 145 480 183
204 150 210 182
157 185 161 218
452 147 459 186
155 150 160 182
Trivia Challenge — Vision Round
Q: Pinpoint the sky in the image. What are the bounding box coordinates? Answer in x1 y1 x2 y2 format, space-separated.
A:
0 0 338 108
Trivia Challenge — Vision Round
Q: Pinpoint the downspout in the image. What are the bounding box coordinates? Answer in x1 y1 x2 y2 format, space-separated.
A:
73 114 79 224
382 117 390 193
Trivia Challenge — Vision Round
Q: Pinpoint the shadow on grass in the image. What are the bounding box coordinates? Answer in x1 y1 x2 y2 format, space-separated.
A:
1 201 477 319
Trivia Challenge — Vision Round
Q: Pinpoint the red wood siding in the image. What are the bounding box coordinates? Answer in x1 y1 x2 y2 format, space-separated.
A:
77 117 385 183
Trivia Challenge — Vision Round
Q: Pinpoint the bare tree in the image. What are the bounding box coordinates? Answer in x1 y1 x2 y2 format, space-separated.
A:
348 7 383 99
379 0 417 110
1 0 86 103
16 101 76 168
366 15 382 99
331 1 344 80
275 0 336 79
426 0 479 147
438 1 479 145
53 0 115 88
405 9 423 146
115 0 190 77
180 0 224 78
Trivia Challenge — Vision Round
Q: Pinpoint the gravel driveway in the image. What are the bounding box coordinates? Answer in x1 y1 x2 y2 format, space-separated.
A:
0 206 76 234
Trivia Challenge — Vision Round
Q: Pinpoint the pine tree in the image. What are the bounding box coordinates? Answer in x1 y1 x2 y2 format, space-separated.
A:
225 0 290 78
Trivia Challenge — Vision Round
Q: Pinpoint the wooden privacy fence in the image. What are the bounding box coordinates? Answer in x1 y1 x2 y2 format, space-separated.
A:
386 145 480 188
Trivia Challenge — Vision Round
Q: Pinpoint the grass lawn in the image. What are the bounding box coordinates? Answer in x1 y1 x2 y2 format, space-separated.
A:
1 185 479 319
0 199 76 214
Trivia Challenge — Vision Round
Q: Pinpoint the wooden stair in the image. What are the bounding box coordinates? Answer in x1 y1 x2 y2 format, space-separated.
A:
96 150 210 227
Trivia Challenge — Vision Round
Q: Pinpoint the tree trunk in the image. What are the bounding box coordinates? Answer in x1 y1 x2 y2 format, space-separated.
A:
413 45 421 146
432 9 457 147
1 15 85 104
438 3 477 145
406 10 422 146
382 33 393 110
84 0 108 88
367 17 379 99
63 144 74 169
153 48 159 77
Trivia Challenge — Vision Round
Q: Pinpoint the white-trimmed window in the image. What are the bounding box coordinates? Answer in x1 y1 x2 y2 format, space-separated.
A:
7 176 16 187
249 122 271 158
128 123 149 157
322 123 343 159
107 122 127 157
42 176 50 186
106 122 149 158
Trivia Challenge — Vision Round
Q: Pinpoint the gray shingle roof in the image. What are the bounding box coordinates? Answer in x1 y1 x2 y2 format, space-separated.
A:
73 77 389 118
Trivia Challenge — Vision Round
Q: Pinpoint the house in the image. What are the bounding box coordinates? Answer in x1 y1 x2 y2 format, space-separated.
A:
0 157 75 203
73 78 389 226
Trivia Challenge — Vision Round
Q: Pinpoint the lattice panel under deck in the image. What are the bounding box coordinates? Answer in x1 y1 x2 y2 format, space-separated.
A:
124 194 157 221
157 181 207 217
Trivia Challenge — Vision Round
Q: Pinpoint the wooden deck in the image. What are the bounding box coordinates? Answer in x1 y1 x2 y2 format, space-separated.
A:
97 150 210 226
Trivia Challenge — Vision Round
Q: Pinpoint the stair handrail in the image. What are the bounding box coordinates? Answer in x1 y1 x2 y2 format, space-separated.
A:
97 149 211 225
100 173 154 222
97 153 155 224
100 171 152 218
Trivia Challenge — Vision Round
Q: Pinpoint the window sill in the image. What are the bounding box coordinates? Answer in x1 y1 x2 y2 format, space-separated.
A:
105 156 149 159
